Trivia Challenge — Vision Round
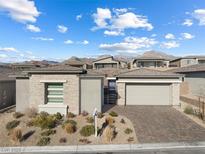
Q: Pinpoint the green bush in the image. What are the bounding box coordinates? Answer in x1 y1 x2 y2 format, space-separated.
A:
86 117 94 123
13 112 24 119
32 113 56 130
109 111 118 117
80 125 95 137
184 106 194 115
6 120 20 131
36 137 50 146
62 120 77 128
41 129 56 136
124 128 133 134
64 123 76 134
54 112 63 120
67 112 75 118
97 112 104 119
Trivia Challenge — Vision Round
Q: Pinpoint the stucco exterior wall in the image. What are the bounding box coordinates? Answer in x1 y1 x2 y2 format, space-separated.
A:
16 79 29 112
180 58 198 67
117 82 125 105
29 74 80 114
80 78 103 113
171 83 180 105
93 57 119 69
184 72 205 96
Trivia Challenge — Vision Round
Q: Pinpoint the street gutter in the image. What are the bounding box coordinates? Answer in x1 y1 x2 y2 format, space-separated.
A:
1 142 205 153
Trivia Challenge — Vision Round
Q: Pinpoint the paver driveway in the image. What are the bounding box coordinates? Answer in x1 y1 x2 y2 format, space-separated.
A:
103 105 205 143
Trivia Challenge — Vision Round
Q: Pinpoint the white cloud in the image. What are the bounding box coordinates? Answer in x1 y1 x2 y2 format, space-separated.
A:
92 8 153 34
32 37 54 41
161 41 180 49
76 14 82 20
182 19 193 27
93 8 112 28
165 33 175 39
0 0 40 23
0 54 8 58
104 30 124 36
64 40 73 44
82 40 89 45
193 9 205 26
26 24 40 32
0 47 18 52
181 33 195 40
57 25 68 33
99 36 157 52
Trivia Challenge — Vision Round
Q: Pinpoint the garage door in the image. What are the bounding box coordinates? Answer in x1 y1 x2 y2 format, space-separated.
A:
126 83 171 105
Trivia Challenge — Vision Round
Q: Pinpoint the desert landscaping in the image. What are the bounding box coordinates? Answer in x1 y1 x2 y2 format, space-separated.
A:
0 108 137 147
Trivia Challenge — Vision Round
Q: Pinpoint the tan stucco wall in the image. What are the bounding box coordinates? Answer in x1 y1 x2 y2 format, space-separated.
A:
117 82 126 105
93 57 120 69
29 74 80 114
180 58 198 67
16 79 29 112
171 83 180 105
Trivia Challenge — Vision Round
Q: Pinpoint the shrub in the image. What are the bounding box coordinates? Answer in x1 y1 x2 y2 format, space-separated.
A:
79 138 91 144
105 117 115 126
124 128 133 134
80 125 95 137
109 111 118 117
62 120 77 128
13 112 24 119
64 123 76 134
59 137 67 143
120 118 125 124
67 112 75 118
41 129 56 136
11 128 22 142
86 117 94 123
184 106 194 115
26 120 34 127
127 137 134 142
36 137 50 146
25 107 38 118
97 112 104 119
6 120 20 131
32 113 56 130
54 112 63 120
81 110 88 116
104 125 116 142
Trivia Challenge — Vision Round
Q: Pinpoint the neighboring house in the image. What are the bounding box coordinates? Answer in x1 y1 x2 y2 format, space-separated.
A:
169 64 205 96
131 57 169 68
93 56 127 69
169 56 205 67
11 63 41 71
62 59 93 69
115 68 182 106
14 65 104 115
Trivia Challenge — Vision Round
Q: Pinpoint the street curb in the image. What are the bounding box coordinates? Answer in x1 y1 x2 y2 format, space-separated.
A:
1 142 205 153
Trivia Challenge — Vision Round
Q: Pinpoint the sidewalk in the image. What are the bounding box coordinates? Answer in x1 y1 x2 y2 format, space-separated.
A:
1 142 205 153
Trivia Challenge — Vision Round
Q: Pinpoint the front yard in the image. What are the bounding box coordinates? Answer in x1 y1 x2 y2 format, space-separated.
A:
0 108 137 146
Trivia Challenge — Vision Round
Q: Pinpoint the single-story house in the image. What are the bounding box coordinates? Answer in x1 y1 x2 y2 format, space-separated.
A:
93 56 127 69
115 68 182 106
131 57 169 68
169 64 205 96
169 56 205 67
14 65 104 115
61 59 93 69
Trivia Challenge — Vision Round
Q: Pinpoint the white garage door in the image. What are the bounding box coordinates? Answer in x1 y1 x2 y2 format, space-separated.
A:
126 83 171 105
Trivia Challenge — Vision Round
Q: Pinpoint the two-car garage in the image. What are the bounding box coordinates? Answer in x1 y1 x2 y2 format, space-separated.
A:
116 68 182 106
126 83 171 105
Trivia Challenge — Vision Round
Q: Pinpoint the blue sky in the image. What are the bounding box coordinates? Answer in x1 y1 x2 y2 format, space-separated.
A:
0 0 205 62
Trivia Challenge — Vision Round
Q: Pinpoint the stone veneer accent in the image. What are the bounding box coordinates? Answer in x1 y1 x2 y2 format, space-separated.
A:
117 82 126 105
172 83 180 106
29 74 80 114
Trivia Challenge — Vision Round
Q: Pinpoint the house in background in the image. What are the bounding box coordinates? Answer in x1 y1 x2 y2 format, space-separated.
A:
92 56 127 69
14 65 104 115
169 64 205 96
61 58 93 69
131 57 170 68
169 56 205 67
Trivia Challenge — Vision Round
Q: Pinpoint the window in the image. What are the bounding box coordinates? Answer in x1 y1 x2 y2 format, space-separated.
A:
46 83 63 104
